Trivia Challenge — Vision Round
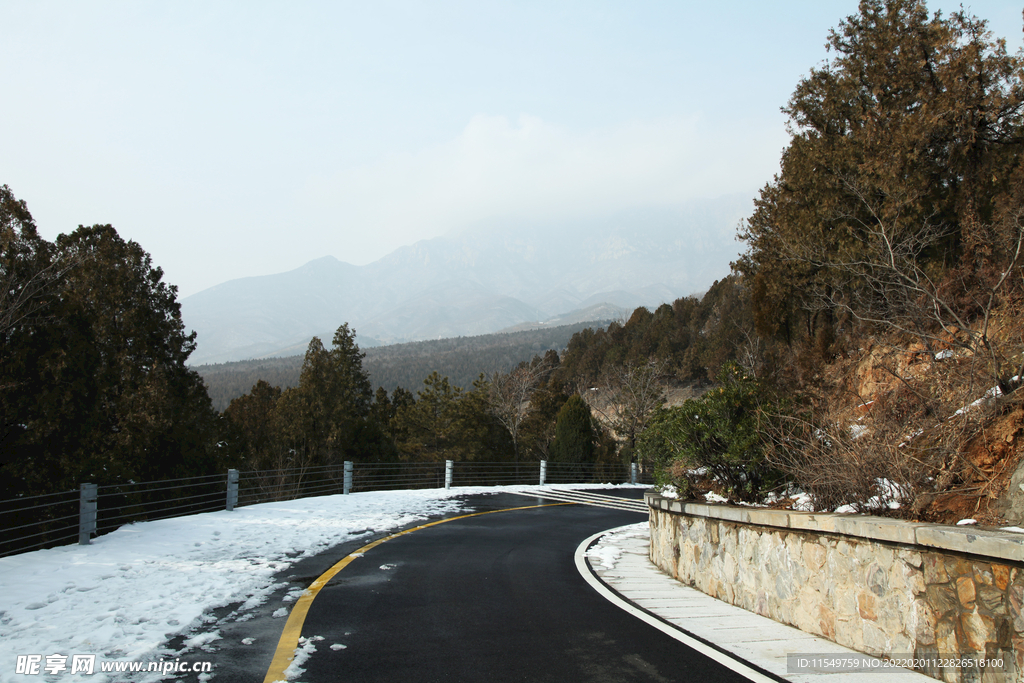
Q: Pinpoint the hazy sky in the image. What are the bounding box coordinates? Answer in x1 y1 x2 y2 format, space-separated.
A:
3 1 1022 297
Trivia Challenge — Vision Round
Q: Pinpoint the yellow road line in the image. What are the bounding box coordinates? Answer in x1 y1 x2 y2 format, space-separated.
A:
263 502 571 683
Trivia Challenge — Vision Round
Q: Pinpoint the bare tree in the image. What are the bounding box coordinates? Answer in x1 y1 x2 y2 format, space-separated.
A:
580 359 667 463
784 178 1024 394
762 178 1024 516
488 359 551 464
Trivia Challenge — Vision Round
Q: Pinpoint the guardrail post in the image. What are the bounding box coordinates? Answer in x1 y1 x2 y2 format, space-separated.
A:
540 460 547 486
444 460 453 489
343 461 353 495
226 469 239 511
79 483 98 545
630 462 637 485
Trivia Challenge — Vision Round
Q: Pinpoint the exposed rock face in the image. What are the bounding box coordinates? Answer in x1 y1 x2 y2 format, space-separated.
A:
647 494 1023 682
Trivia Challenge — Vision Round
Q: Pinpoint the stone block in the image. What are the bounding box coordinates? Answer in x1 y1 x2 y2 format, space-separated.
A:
889 632 912 655
906 566 927 596
803 541 827 572
976 585 1004 615
914 525 1024 562
875 545 895 570
775 572 793 600
680 502 708 517
862 620 890 655
867 563 889 597
924 554 949 584
898 548 924 568
835 613 861 651
745 507 788 529
956 576 977 607
706 504 750 524
914 599 937 645
858 590 878 620
973 563 994 586
927 584 959 617
818 604 836 640
787 512 841 534
833 515 919 545
936 619 958 658
959 610 990 652
993 563 1010 591
1010 584 1023 631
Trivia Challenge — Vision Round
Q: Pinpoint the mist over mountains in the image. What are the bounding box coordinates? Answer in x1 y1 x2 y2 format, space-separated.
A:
181 194 750 365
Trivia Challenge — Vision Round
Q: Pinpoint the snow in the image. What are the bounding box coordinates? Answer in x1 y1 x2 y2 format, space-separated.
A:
788 491 814 512
849 424 870 440
585 522 649 571
952 377 1018 418
832 478 906 514
0 483 640 683
957 518 978 526
1002 526 1024 534
898 428 924 448
283 635 322 680
657 485 679 499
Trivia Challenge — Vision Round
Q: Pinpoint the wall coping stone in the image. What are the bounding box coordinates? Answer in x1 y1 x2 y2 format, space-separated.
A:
645 492 1024 563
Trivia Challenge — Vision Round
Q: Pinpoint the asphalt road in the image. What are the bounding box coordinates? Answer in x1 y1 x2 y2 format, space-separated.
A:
188 490 754 683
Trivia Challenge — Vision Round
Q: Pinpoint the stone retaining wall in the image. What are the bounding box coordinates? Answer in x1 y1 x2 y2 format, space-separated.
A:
646 493 1024 682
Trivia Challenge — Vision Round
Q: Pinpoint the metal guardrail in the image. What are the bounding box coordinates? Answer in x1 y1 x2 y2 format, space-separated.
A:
0 460 653 557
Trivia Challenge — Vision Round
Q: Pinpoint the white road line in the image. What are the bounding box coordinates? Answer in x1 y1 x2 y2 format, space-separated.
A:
524 490 648 512
575 528 778 683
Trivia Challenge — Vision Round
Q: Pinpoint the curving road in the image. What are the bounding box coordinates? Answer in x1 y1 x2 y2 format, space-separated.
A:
190 490 756 683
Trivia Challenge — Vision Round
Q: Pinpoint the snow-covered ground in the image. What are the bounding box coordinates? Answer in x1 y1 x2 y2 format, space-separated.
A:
0 484 642 683
584 522 649 571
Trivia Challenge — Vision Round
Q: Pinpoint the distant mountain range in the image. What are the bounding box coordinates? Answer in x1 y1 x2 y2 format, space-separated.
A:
181 195 750 365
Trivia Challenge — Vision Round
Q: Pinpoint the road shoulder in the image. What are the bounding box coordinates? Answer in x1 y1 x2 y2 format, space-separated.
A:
579 524 936 683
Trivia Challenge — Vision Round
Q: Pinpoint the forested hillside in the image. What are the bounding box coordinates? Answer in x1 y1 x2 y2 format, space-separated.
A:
197 320 615 411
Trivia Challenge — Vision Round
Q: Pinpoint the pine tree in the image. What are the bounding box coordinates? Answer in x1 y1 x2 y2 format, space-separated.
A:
2 221 220 495
737 0 1024 343
272 323 375 466
549 394 596 464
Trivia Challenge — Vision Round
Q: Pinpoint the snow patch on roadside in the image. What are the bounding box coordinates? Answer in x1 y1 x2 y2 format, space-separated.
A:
283 635 323 680
586 522 649 571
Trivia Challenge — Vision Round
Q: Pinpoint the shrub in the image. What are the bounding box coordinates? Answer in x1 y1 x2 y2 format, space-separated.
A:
637 362 783 502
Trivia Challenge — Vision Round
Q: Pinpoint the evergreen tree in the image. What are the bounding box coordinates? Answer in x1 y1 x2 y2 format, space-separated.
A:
549 394 596 464
737 0 1024 343
1 221 220 495
224 380 282 469
271 323 376 466
519 379 569 461
392 372 464 461
0 185 58 346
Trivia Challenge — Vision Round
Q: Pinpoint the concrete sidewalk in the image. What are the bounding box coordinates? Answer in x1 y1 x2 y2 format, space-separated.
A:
584 525 937 683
